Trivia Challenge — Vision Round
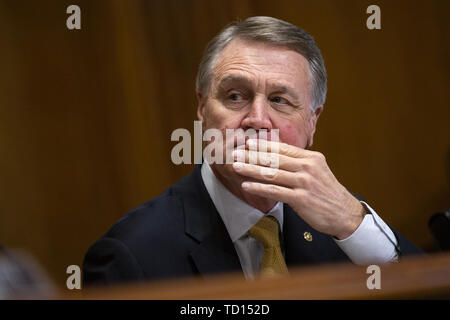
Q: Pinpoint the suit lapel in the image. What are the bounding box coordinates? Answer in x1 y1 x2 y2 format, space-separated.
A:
283 204 350 266
178 165 243 277
176 165 349 276
283 204 313 265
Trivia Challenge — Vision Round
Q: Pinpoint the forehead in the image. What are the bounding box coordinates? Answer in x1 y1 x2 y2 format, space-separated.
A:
212 39 311 89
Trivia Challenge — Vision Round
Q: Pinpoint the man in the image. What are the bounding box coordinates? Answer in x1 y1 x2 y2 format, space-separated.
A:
83 16 422 285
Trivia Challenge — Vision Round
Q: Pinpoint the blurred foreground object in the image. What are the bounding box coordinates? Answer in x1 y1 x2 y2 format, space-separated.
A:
76 252 450 300
0 246 56 299
429 210 450 251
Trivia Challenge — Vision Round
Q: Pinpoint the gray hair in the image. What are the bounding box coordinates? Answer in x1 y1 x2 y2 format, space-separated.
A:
195 16 327 111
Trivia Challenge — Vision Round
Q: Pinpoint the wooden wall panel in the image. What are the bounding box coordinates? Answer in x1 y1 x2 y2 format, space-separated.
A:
0 0 448 287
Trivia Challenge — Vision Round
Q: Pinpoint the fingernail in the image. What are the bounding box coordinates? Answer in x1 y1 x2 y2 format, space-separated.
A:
242 182 250 189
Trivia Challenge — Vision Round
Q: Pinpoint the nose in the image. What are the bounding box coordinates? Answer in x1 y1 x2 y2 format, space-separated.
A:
240 96 273 131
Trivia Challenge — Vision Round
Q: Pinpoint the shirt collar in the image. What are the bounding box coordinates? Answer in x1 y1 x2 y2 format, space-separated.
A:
200 162 284 243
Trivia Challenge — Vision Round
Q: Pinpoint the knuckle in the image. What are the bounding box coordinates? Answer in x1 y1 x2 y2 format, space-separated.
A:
268 184 279 194
300 190 312 205
299 161 311 171
297 173 311 186
303 174 312 186
261 167 278 180
314 151 325 161
279 142 289 152
295 188 307 201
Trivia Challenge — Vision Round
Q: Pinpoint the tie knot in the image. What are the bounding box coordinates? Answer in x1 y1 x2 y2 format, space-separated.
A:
248 216 280 249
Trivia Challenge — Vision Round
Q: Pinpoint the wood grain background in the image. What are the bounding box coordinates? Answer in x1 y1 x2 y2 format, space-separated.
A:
0 0 448 287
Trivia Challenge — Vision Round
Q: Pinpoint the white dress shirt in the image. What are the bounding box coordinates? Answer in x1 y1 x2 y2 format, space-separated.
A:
200 162 398 279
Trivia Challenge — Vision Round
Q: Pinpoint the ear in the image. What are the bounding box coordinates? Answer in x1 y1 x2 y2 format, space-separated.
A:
307 105 323 148
196 91 205 122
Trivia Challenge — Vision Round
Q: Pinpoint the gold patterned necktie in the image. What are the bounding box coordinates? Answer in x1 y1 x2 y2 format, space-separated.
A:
248 215 289 278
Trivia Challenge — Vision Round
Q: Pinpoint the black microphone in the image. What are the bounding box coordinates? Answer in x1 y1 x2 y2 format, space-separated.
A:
429 210 450 251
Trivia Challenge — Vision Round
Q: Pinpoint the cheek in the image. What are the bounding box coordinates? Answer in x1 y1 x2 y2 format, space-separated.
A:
204 101 243 130
278 121 309 148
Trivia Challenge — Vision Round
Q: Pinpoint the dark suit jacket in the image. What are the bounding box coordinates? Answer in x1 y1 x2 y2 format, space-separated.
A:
83 165 423 286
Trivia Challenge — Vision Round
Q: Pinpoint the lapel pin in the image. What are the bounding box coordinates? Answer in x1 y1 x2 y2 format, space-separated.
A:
303 231 313 242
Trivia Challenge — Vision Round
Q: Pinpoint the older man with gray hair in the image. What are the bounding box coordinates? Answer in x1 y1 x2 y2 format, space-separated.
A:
83 16 422 285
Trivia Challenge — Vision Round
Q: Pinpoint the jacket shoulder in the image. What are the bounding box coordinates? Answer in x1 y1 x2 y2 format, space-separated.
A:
83 170 202 284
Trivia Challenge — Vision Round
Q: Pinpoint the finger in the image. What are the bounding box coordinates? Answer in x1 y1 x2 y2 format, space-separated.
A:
232 162 300 188
241 181 296 204
224 130 248 151
232 149 302 172
247 139 311 159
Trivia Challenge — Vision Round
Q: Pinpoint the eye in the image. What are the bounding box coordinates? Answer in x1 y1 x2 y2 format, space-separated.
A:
228 92 244 101
222 90 249 110
270 96 288 104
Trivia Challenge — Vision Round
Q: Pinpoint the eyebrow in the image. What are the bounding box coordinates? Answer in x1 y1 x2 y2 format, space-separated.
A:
217 75 253 90
217 75 301 101
268 84 300 101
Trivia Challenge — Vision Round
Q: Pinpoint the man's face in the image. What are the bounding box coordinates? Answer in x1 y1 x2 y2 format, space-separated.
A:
197 39 322 186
